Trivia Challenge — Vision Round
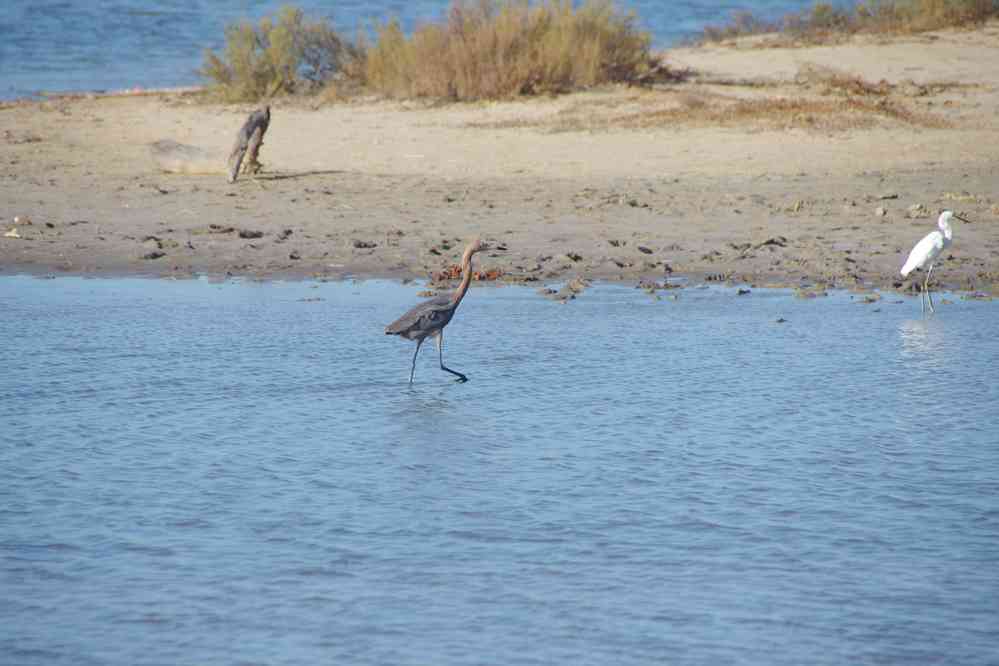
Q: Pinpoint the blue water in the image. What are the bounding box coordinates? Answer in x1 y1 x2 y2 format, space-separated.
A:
1 0 823 99
2 276 998 665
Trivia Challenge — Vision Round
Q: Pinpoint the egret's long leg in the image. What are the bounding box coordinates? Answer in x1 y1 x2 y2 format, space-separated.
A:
409 338 424 384
436 332 467 383
925 263 935 314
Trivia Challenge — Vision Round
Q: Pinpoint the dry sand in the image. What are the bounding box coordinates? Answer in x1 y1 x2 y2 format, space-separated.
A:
2 22 998 294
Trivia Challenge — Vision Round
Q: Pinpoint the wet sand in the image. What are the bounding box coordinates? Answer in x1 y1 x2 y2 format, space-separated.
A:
2 22 998 293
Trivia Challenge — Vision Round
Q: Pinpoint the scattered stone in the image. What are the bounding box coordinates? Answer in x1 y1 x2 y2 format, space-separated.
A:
4 130 42 145
210 224 235 233
238 229 263 239
277 229 293 241
289 250 301 260
737 288 751 295
353 239 377 249
566 252 583 262
878 193 899 200
142 250 165 260
875 207 888 216
637 246 653 254
13 215 31 225
636 279 680 292
756 236 787 248
417 290 436 297
608 239 623 247
942 191 978 203
776 317 788 323
541 277 590 302
907 203 928 218
794 287 828 299
4 228 22 239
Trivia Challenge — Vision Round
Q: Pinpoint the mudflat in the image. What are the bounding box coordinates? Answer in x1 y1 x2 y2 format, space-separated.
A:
2 22 998 292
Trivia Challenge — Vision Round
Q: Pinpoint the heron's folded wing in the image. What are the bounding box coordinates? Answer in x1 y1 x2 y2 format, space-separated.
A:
385 295 453 334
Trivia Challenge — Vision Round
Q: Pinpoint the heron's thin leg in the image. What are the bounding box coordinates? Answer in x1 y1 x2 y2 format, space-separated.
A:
436 332 467 383
925 264 935 314
409 338 424 384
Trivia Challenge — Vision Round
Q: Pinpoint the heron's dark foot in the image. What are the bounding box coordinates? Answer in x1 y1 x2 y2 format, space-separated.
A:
454 375 468 383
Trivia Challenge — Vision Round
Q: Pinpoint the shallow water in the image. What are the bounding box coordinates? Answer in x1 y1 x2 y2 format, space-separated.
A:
2 277 998 665
3 0 820 99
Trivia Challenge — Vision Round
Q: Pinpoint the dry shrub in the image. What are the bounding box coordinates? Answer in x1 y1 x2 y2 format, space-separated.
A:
700 11 780 42
855 0 999 32
699 0 998 43
200 5 359 102
362 0 655 100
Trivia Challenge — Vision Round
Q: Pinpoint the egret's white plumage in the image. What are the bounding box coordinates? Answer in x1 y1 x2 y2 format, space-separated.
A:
900 210 965 313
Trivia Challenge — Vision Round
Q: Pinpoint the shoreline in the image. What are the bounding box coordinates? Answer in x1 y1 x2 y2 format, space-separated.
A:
2 25 998 294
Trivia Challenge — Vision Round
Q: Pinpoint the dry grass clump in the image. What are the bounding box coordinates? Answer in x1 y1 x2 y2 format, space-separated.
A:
796 64 894 95
466 87 950 132
615 95 949 130
700 0 999 44
200 6 360 102
362 0 656 100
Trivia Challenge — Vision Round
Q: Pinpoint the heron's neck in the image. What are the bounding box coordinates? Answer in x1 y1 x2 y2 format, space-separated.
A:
450 250 475 306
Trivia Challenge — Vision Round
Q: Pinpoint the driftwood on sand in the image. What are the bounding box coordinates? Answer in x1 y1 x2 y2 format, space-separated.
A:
227 106 271 183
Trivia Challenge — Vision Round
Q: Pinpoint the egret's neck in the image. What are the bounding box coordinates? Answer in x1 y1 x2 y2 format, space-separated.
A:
940 220 953 242
450 250 475 306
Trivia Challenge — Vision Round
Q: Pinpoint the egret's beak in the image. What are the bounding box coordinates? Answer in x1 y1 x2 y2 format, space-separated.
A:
954 214 972 224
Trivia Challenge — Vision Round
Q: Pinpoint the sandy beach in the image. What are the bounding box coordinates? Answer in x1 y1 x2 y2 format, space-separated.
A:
2 22 998 292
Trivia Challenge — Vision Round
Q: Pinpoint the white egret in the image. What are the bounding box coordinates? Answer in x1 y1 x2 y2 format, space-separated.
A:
900 210 968 313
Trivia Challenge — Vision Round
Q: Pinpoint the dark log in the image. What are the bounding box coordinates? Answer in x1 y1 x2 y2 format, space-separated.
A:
226 106 271 183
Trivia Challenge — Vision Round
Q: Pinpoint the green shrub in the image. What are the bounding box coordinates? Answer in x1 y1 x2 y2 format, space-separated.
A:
200 5 358 102
362 0 655 101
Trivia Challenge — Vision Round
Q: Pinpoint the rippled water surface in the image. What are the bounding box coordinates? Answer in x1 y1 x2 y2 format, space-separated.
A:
3 0 821 98
2 277 998 665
